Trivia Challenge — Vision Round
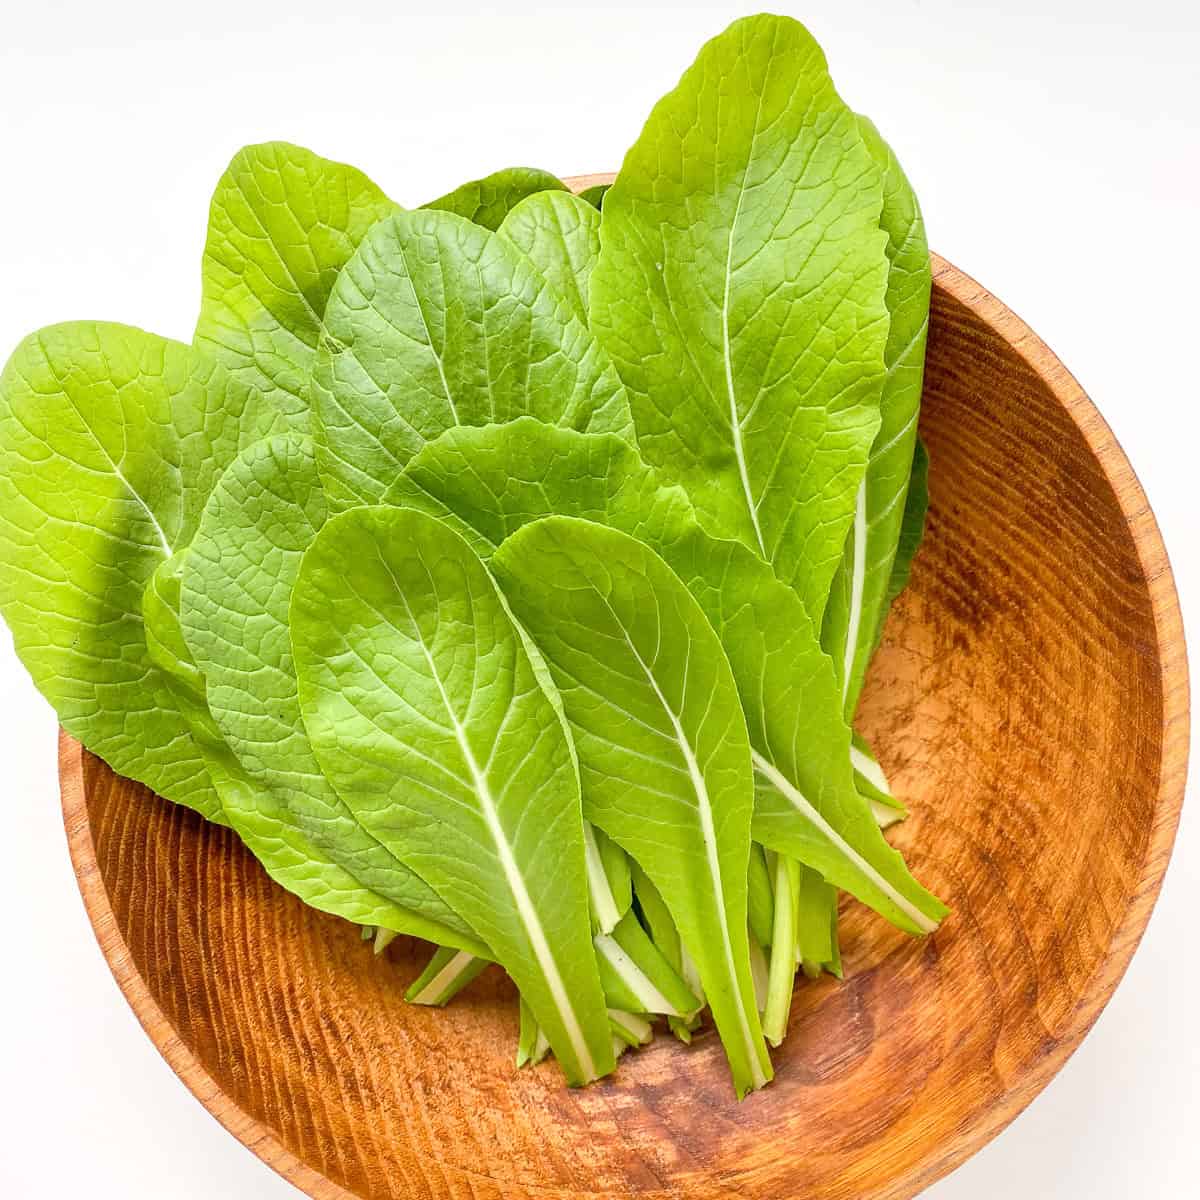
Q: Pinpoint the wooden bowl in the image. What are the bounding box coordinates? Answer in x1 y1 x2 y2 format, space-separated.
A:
60 173 1189 1200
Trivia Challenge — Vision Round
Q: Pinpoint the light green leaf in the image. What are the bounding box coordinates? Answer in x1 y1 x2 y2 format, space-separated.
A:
0 322 276 816
822 120 932 715
290 506 614 1085
609 1008 654 1047
843 438 929 832
576 183 610 211
498 191 601 323
424 167 568 230
406 946 490 1006
762 853 798 1045
492 516 772 1097
850 728 904 818
195 141 397 422
179 432 482 950
309 208 633 509
148 547 467 934
887 434 930 610
590 14 890 623
387 421 945 935
631 861 677 955
747 842 775 947
516 996 551 1068
796 863 841 980
382 419 692 560
601 910 699 1017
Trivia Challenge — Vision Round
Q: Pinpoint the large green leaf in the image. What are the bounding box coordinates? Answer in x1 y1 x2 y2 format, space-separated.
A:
492 516 772 1097
590 14 890 624
383 420 692 559
195 141 397 422
822 119 932 715
146 546 470 936
290 506 613 1085
388 421 945 936
309 208 633 509
497 191 600 323
178 433 482 950
0 322 276 817
423 167 568 230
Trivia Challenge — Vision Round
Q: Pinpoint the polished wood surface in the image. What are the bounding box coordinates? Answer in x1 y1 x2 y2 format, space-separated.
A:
60 173 1188 1200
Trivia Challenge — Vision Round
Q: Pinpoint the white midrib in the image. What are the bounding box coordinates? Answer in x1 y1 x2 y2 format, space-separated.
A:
849 743 891 795
419 639 598 1081
594 934 680 1017
750 750 937 934
619 629 768 1088
409 950 477 1005
841 480 868 703
49 353 173 559
113 460 172 557
583 823 621 935
722 186 768 560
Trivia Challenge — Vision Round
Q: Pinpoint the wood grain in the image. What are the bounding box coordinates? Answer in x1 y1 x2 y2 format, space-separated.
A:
60 173 1188 1200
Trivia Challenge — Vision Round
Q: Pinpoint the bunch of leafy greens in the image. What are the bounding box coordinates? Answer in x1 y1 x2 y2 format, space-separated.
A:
0 14 944 1098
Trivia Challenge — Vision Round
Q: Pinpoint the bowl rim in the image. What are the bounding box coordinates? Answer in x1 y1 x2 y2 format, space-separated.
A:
59 174 1190 1200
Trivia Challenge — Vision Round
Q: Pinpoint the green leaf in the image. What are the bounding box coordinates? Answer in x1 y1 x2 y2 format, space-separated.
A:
605 910 699 1017
382 419 693 560
290 506 614 1086
0 322 276 816
148 547 470 934
498 191 601 323
140 551 226 824
762 854 799 1045
590 14 890 624
492 517 772 1098
179 432 483 950
516 996 551 1068
887 434 930 609
309 208 633 509
576 183 610 211
585 823 633 934
796 864 842 979
387 421 945 935
609 1008 653 1047
195 142 397 422
632 862 681 970
424 167 568 230
747 842 775 948
822 120 932 715
405 947 490 1006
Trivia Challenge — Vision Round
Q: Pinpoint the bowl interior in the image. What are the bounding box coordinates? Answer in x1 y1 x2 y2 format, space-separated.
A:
62 255 1187 1200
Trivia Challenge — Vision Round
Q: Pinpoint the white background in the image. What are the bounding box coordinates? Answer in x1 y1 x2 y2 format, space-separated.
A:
1 1 1196 1196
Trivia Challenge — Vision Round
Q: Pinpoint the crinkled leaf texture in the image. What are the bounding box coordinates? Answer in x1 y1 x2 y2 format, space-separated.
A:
388 420 945 935
195 141 397 422
290 506 613 1085
492 516 772 1097
310 208 633 509
145 547 456 931
178 433 482 950
423 167 568 230
823 118 932 716
590 14 890 624
0 322 277 817
498 191 601 324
